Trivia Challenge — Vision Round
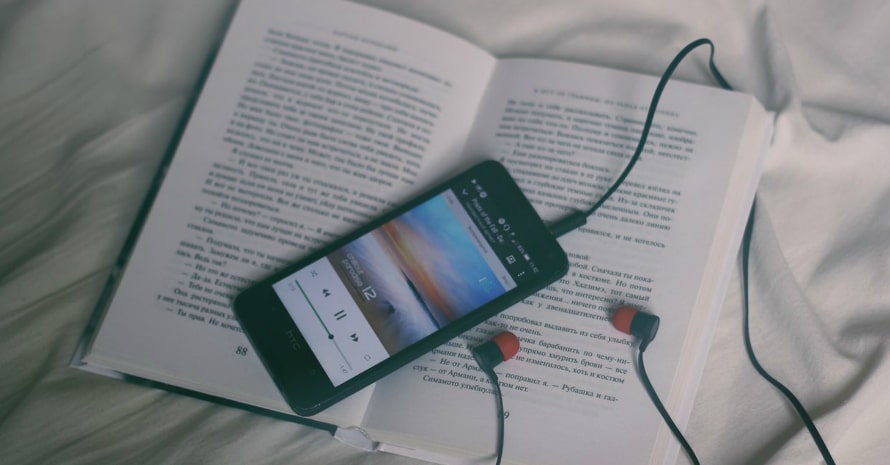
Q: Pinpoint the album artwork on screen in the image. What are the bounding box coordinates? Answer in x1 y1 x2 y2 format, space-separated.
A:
272 185 520 386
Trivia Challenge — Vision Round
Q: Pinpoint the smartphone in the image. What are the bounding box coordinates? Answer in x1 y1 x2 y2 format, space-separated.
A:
234 160 568 416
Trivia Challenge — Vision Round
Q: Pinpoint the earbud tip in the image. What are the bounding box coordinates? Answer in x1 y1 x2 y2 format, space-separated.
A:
492 331 520 362
612 306 639 336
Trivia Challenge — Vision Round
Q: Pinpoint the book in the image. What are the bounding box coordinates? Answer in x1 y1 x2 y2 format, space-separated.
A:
71 0 772 464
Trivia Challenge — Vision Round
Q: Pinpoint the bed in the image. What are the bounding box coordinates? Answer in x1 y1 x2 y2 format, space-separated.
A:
2 0 888 464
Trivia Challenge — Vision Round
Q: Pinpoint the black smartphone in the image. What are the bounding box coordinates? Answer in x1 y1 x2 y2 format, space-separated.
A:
234 160 568 416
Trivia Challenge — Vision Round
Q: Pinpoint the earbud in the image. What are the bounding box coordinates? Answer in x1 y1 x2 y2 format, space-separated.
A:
472 331 520 370
612 306 660 351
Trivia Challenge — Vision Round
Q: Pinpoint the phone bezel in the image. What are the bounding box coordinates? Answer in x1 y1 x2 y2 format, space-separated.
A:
234 160 568 416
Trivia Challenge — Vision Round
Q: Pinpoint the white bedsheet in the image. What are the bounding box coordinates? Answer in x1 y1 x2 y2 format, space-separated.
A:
2 1 888 464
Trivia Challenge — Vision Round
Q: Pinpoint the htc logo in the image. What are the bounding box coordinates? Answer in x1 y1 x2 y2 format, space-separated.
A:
285 330 302 351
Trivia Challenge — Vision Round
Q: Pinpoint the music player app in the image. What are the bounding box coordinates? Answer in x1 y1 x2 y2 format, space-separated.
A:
273 188 518 386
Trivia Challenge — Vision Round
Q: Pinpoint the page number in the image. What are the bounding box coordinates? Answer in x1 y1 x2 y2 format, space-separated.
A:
235 346 249 356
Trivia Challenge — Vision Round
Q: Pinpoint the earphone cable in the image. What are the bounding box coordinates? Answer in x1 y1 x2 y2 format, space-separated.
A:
638 346 701 465
548 38 731 238
479 365 506 465
499 38 837 465
740 204 837 465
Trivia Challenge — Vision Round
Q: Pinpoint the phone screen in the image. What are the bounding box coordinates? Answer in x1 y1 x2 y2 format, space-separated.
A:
270 175 543 386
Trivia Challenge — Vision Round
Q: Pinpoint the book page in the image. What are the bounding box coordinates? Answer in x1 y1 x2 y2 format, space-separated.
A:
83 0 495 427
361 58 769 465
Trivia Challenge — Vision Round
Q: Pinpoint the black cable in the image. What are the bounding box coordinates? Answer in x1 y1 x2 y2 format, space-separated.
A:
548 38 731 238
740 204 838 465
548 39 729 465
637 346 701 465
478 364 506 465
501 38 838 465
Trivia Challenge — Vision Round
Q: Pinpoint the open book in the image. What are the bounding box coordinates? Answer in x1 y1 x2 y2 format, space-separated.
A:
72 1 772 464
